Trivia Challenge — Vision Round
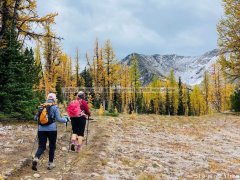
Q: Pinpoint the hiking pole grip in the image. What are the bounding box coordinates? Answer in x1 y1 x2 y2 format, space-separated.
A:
65 116 70 129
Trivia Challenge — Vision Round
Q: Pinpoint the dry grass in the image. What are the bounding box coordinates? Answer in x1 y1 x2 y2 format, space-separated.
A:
95 176 106 180
137 173 157 180
208 160 228 172
108 168 118 174
101 159 108 166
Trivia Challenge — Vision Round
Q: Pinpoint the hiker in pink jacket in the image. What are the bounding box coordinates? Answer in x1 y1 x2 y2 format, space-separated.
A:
68 91 91 152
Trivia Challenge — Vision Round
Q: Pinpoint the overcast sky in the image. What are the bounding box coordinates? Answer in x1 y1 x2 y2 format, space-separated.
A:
37 0 223 63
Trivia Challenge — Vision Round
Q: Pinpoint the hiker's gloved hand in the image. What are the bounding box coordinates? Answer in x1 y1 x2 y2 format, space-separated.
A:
67 117 71 122
64 116 70 122
80 111 88 119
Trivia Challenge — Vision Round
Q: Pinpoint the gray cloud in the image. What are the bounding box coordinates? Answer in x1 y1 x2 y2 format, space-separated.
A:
37 0 223 66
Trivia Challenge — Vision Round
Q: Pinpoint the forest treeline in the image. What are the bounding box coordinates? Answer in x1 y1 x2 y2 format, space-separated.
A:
0 0 240 119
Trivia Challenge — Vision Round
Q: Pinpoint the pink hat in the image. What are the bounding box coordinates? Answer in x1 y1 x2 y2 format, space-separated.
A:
47 93 56 100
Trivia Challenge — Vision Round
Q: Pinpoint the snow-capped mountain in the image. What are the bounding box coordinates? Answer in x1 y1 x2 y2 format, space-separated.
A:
121 49 219 85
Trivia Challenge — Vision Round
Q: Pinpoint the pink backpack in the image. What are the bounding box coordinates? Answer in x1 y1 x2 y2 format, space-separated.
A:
67 100 82 117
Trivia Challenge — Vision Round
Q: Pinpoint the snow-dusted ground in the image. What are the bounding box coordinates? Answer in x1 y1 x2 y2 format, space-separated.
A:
1 113 240 179
103 114 240 179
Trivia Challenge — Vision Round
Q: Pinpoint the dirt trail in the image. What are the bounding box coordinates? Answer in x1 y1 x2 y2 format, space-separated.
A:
1 114 240 180
3 116 108 180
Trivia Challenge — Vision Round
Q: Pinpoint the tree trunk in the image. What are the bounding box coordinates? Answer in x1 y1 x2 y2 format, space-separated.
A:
0 0 9 40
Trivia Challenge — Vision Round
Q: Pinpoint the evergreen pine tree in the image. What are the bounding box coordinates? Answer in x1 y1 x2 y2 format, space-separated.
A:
149 99 155 114
177 77 184 115
136 92 144 113
159 99 165 115
165 87 170 115
170 93 175 115
230 89 240 112
81 67 94 98
0 28 40 118
187 88 192 116
112 85 122 113
81 67 93 88
56 78 63 103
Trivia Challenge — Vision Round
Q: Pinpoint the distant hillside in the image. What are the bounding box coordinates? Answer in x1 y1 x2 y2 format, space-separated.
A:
121 49 219 85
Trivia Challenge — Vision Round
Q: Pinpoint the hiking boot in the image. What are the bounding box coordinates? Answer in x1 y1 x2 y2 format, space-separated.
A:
32 157 39 171
70 143 75 151
47 162 56 170
70 140 76 151
76 145 81 152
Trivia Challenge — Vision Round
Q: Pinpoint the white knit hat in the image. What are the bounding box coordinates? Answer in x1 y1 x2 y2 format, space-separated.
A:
78 91 85 99
78 91 84 96
47 93 57 100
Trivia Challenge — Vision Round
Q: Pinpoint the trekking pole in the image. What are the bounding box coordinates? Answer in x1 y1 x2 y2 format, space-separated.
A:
30 133 38 159
86 116 90 146
85 117 94 146
68 130 73 152
65 117 73 152
63 120 69 170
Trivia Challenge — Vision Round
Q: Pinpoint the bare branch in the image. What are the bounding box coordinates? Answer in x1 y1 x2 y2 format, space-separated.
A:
18 27 63 40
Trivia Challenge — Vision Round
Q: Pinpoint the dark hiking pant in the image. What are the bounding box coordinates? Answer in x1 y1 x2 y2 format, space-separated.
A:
70 116 86 136
35 131 57 162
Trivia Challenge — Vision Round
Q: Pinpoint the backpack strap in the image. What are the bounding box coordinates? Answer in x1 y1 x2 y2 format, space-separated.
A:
43 102 55 120
78 99 82 106
79 99 84 112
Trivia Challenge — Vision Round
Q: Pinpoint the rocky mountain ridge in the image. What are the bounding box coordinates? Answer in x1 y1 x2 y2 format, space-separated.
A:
121 49 219 85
